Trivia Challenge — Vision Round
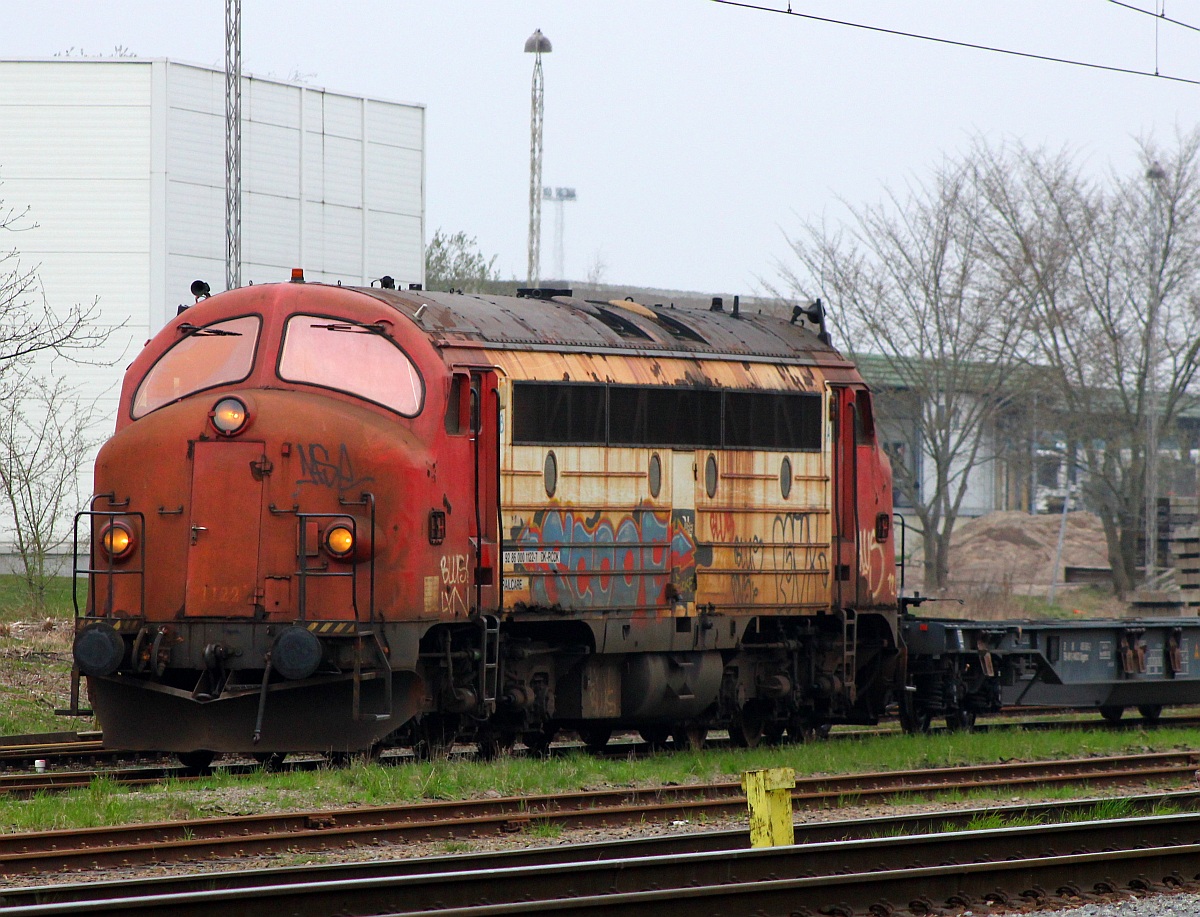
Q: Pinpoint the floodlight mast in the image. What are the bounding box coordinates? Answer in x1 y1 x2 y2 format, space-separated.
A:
225 0 242 291
544 186 577 281
525 29 551 287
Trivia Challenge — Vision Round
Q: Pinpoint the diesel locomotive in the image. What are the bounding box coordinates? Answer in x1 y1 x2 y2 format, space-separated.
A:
68 274 905 764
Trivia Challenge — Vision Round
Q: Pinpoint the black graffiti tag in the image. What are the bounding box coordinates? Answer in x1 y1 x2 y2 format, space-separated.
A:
296 443 374 492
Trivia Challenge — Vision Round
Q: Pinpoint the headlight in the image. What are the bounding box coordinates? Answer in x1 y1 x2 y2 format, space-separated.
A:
210 397 249 435
99 522 135 561
324 523 355 558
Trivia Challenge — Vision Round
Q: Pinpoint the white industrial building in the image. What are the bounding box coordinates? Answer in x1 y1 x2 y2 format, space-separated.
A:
0 58 426 562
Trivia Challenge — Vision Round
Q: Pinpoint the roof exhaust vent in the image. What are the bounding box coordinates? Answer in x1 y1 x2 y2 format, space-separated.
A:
517 287 572 300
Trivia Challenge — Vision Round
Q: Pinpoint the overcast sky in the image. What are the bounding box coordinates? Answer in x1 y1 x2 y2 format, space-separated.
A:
4 2 1198 295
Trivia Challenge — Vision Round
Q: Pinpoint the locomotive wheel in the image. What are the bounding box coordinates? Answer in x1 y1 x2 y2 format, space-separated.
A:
728 704 767 748
786 716 831 743
762 720 786 746
672 725 708 751
578 726 613 753
415 715 460 760
1099 705 1126 724
522 727 558 758
329 744 381 767
477 728 517 760
1137 704 1164 723
253 752 286 771
176 750 215 774
639 726 672 751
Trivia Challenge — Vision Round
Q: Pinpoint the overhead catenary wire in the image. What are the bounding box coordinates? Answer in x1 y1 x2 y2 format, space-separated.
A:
710 0 1200 87
1106 0 1200 36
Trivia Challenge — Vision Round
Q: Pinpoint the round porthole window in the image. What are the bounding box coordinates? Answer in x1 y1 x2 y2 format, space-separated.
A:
705 454 718 498
544 451 558 497
649 453 662 498
780 457 793 499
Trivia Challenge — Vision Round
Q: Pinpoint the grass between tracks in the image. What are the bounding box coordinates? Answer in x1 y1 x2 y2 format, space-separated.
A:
2 726 1200 834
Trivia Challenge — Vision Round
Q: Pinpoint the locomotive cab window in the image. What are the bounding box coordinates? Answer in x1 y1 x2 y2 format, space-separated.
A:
444 374 474 434
278 314 424 416
132 315 261 419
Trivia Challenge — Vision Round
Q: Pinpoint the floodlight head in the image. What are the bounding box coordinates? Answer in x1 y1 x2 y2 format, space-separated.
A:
525 29 552 54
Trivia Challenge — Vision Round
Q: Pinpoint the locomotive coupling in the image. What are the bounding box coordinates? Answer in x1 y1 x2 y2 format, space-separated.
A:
73 623 125 677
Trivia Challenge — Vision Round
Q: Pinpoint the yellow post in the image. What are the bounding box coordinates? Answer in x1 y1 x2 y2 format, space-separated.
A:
741 766 796 847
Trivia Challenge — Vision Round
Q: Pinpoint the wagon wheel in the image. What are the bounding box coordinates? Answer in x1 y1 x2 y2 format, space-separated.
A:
672 724 708 751
253 752 286 771
522 726 558 758
176 750 215 775
1099 705 1126 724
898 696 932 735
414 714 460 761
578 725 613 754
728 704 767 748
638 725 672 751
944 708 977 732
1137 704 1163 723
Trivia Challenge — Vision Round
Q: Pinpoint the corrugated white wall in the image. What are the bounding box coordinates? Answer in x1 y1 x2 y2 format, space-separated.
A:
0 59 425 558
164 63 425 320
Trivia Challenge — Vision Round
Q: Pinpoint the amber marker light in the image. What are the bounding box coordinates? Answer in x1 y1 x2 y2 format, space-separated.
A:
210 397 249 435
324 523 355 558
99 522 135 561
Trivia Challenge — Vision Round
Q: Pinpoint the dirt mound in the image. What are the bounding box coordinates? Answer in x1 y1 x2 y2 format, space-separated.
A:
908 510 1110 594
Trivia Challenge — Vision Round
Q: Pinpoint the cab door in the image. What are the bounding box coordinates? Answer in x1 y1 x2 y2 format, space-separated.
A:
185 441 263 617
830 386 860 609
830 385 895 609
469 369 501 613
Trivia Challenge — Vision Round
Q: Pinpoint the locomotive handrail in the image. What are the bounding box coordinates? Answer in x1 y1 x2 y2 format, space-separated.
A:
294 493 376 625
339 492 377 625
294 511 358 623
72 497 145 622
893 511 908 594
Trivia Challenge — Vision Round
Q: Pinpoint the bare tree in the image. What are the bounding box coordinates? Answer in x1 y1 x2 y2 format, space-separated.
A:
0 199 108 370
779 152 1031 591
0 367 96 614
979 132 1200 596
0 186 116 611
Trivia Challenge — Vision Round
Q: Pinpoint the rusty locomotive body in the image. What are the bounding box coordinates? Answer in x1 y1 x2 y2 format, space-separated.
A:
69 277 904 761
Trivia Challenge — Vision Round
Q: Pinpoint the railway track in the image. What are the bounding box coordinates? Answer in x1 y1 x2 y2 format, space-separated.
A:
0 750 1196 875
5 794 1200 914
8 707 1200 785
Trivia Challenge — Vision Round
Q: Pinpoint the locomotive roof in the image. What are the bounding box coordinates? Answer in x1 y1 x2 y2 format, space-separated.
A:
359 288 852 368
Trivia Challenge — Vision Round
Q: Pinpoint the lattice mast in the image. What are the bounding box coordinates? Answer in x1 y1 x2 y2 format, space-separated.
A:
225 0 242 291
525 30 551 287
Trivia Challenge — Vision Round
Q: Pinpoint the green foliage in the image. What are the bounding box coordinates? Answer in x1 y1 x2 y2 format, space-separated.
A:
424 229 506 294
